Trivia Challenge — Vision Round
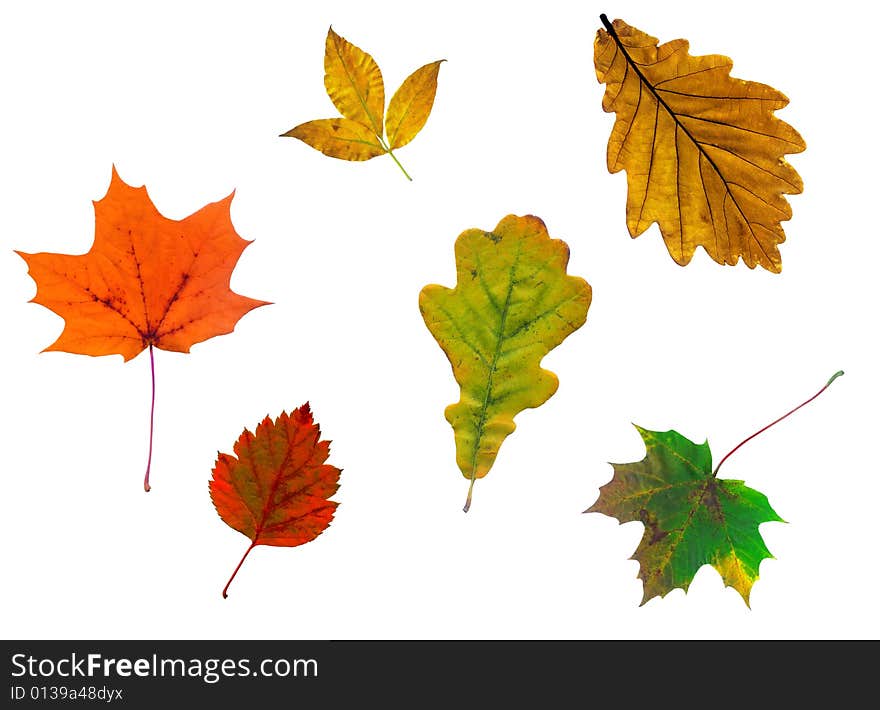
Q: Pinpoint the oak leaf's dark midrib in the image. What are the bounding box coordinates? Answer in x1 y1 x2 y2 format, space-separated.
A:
602 21 769 263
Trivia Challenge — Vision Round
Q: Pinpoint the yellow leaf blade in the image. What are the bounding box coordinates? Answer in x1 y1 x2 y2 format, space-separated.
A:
324 27 385 138
595 17 805 272
281 118 386 161
419 215 591 504
385 60 444 150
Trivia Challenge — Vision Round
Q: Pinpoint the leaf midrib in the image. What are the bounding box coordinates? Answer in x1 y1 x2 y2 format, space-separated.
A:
643 477 712 588
636 435 716 587
467 244 521 478
235 424 295 542
330 34 384 140
643 477 746 595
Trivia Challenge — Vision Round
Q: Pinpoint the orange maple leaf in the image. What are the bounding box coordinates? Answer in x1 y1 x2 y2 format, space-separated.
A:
17 166 269 490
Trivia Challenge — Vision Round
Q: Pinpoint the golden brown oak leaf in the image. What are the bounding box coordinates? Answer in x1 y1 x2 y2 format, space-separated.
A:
16 166 269 361
594 16 805 272
282 27 443 180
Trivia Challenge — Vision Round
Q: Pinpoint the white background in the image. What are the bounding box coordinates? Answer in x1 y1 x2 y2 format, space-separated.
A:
1 0 875 640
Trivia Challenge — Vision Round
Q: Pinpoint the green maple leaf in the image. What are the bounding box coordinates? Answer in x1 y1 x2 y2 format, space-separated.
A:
587 426 784 607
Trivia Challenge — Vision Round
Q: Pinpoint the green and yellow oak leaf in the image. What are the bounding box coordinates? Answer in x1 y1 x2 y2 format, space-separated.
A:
587 426 784 607
420 215 591 511
282 27 443 180
594 15 805 272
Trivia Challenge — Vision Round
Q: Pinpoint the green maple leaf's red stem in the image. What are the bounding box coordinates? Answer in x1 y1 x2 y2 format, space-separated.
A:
223 543 257 599
713 370 844 477
144 344 156 492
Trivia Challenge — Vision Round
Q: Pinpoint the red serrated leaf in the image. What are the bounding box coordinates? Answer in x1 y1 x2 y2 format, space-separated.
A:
210 403 341 598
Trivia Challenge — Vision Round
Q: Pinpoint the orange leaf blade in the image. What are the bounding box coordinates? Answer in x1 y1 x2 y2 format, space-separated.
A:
17 166 269 361
210 404 341 550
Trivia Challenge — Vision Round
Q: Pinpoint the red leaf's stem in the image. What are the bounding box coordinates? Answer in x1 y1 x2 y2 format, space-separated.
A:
143 344 156 492
223 543 257 599
713 371 844 477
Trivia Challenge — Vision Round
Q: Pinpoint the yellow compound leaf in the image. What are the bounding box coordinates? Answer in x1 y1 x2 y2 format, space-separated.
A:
420 215 592 511
282 27 443 180
594 15 805 272
280 118 385 161
324 26 385 137
386 60 445 150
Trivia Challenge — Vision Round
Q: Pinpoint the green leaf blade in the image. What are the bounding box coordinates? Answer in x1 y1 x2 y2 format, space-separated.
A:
420 215 591 505
589 426 784 606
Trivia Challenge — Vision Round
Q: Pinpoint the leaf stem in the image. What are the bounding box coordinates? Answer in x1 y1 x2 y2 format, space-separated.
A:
463 470 478 513
387 149 413 181
223 542 257 599
378 136 412 181
713 370 844 477
599 13 614 33
143 344 156 492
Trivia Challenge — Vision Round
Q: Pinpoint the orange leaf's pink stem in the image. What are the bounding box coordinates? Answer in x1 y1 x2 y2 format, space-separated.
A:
143 344 155 492
223 543 257 599
713 371 844 477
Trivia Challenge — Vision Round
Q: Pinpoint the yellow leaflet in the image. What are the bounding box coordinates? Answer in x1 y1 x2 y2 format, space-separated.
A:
420 215 591 511
386 61 445 150
281 119 385 161
324 27 385 136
